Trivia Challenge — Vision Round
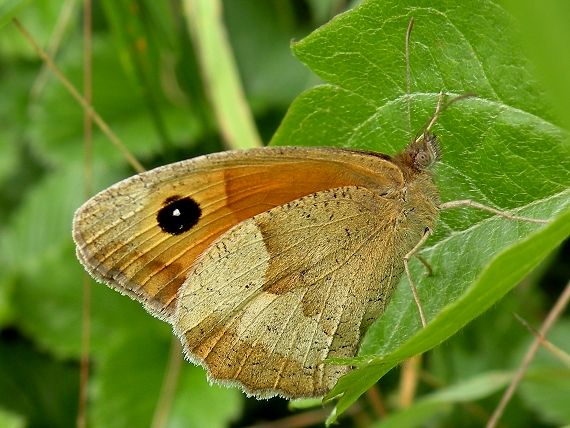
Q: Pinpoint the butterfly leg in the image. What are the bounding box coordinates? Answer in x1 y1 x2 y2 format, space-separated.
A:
415 254 433 276
439 200 549 224
404 227 432 328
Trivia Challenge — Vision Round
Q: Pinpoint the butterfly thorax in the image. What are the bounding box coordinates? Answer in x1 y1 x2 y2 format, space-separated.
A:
389 133 441 244
400 173 439 231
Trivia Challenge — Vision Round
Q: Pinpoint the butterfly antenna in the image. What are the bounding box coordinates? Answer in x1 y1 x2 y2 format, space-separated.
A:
405 17 414 135
416 92 476 142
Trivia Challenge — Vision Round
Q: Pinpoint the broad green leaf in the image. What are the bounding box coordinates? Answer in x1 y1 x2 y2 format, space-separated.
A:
427 371 512 402
329 200 570 422
0 66 35 187
1 163 241 426
2 0 568 426
11 243 169 359
0 0 28 28
269 0 569 422
503 0 570 130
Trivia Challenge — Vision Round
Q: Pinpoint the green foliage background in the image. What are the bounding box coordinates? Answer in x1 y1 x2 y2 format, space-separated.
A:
0 0 568 427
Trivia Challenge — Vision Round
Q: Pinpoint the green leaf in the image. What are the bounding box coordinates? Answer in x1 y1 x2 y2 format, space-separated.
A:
328 191 569 423
1 162 242 426
0 163 118 275
0 0 28 28
3 0 568 425
503 0 570 130
427 371 512 402
269 0 570 422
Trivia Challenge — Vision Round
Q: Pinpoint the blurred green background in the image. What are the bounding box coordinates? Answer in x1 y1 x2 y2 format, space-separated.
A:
0 0 568 427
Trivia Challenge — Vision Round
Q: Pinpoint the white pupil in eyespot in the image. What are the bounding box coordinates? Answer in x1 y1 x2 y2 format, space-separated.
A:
172 208 181 217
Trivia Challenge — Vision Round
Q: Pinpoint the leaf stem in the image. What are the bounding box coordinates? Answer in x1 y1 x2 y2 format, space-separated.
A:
183 0 262 150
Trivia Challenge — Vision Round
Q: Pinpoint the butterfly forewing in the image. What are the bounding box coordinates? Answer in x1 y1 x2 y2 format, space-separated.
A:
73 147 405 321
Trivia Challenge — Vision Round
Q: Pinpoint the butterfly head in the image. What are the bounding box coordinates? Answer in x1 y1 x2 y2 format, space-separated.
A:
395 93 472 177
394 132 440 179
412 132 440 170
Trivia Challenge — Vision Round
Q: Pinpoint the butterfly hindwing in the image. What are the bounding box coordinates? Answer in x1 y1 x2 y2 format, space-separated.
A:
174 186 406 398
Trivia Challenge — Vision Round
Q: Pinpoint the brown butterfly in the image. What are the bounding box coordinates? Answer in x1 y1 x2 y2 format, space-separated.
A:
73 124 443 398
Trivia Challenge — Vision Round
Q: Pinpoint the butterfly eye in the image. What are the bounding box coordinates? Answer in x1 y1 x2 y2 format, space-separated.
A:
414 151 431 169
157 196 202 235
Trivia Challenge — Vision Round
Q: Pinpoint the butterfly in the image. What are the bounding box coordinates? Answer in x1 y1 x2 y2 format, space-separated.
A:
72 118 450 398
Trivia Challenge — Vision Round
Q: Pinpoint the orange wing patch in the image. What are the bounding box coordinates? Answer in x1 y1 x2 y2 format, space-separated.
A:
73 147 404 321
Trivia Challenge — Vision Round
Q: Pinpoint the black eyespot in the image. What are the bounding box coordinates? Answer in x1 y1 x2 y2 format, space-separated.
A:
157 196 201 235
